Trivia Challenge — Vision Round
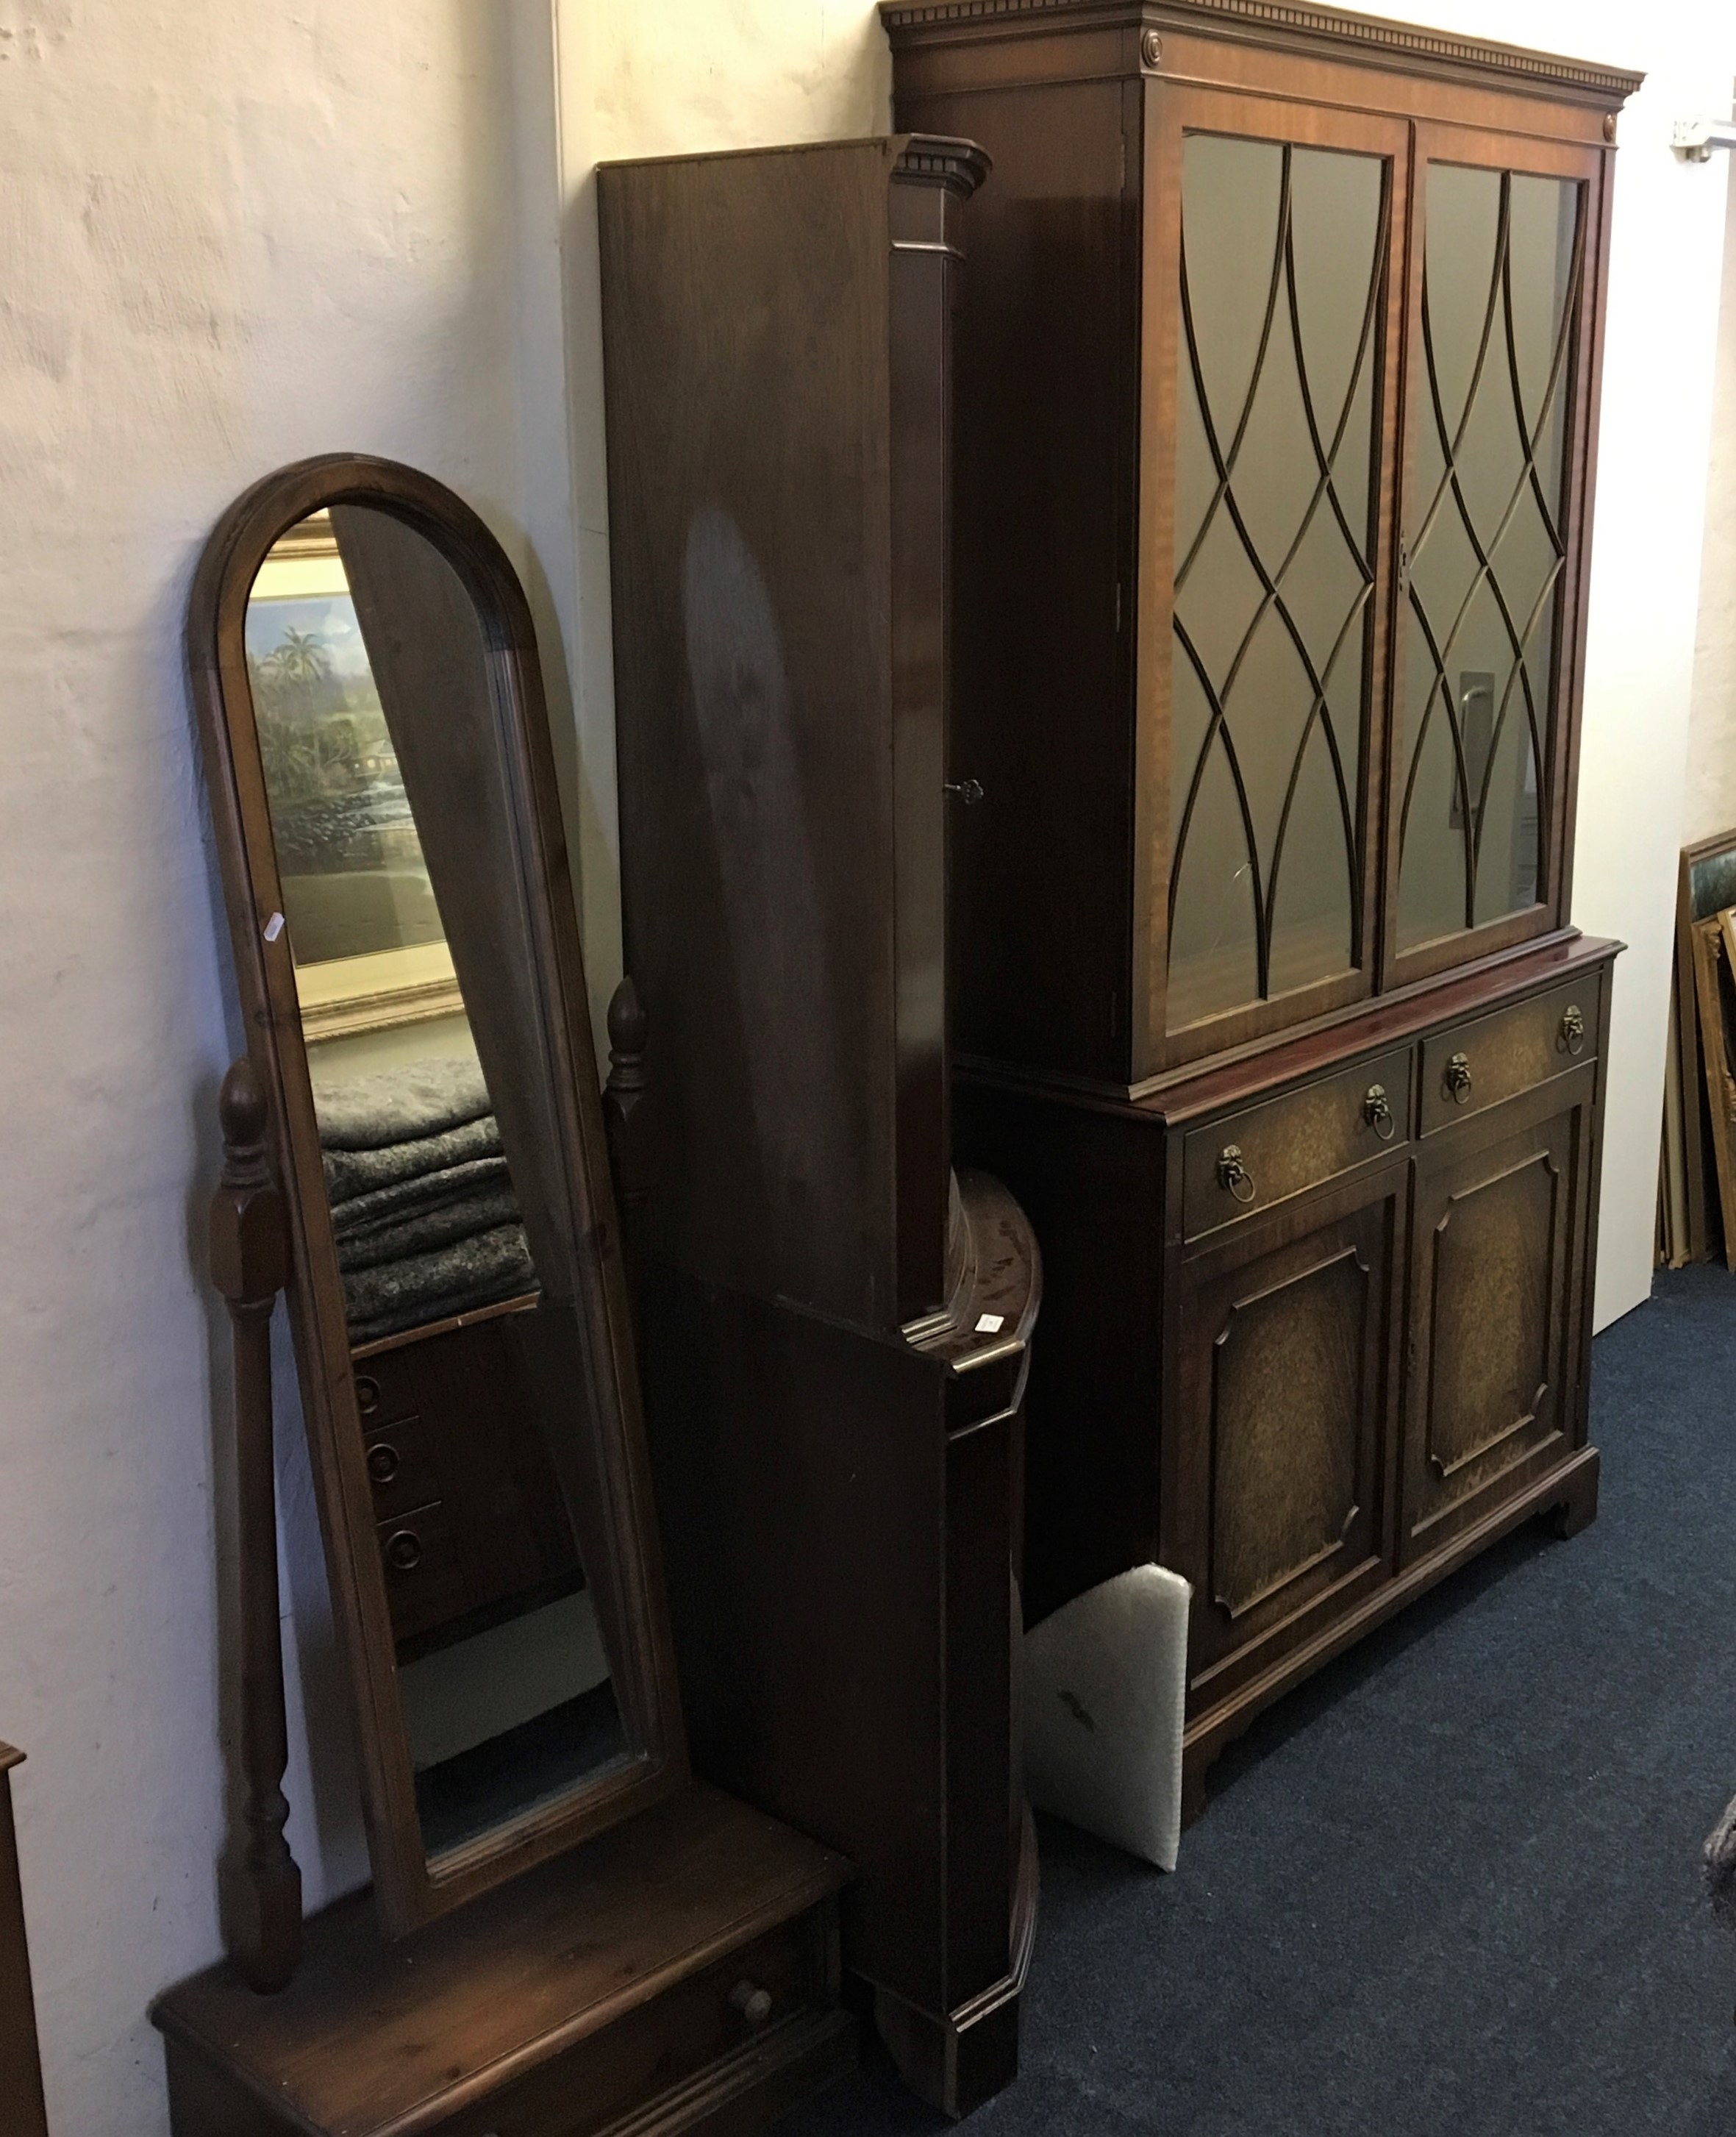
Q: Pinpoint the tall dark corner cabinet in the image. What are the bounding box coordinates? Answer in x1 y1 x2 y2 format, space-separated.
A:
884 0 1639 1813
598 137 1041 2119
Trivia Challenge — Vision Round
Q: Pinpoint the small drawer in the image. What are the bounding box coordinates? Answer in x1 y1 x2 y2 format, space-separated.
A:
1421 973 1600 1135
376 1500 472 1647
1182 1047 1412 1244
435 1914 834 2137
362 1419 441 1521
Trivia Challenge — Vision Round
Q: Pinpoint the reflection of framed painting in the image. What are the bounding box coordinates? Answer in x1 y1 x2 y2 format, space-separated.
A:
247 515 465 1039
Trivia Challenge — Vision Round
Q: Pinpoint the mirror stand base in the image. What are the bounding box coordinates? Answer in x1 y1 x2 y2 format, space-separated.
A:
151 1785 854 2137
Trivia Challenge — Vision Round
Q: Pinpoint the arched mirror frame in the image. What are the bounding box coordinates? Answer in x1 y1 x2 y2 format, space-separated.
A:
190 453 688 1935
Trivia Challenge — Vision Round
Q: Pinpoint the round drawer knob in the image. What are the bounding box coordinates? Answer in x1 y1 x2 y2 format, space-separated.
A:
354 1374 380 1416
366 1443 401 1487
1443 1052 1474 1106
384 1529 424 1575
1215 1144 1257 1204
1363 1083 1396 1141
729 1980 774 2027
1560 1004 1586 1056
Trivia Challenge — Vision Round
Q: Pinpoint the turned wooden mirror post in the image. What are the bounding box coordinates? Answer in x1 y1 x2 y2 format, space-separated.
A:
210 1060 301 1991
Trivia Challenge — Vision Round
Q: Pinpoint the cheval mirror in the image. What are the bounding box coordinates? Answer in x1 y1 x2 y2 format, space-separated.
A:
190 454 687 1935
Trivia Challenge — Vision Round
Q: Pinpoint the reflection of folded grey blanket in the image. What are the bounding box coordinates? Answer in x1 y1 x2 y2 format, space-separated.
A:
312 1055 493 1150
321 1113 501 1207
328 1156 511 1238
337 1182 524 1275
312 1058 540 1343
343 1223 537 1344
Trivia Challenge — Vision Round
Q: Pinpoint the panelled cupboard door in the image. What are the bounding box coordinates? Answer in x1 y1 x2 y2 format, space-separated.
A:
1141 89 1410 1069
1384 125 1608 989
1170 1163 1406 1715
1401 1065 1594 1562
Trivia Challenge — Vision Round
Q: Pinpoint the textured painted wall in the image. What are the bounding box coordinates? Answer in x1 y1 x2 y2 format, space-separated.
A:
1686 156 1736 843
592 0 889 162
0 5 525 2131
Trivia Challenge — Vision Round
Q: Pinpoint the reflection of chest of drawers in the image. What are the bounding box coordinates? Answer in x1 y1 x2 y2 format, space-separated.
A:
960 937 1613 1812
350 1308 582 1658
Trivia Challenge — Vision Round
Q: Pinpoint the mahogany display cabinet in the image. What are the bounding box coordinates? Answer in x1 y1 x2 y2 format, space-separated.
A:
882 0 1639 1809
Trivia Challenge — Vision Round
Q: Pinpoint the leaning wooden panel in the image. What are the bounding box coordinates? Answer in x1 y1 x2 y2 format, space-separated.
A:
1671 829 1736 1260
600 141 902 1335
1694 915 1736 1272
601 136 1042 2116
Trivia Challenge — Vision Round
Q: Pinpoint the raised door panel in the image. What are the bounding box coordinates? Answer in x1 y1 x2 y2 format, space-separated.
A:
1171 1163 1404 1711
1403 1066 1592 1559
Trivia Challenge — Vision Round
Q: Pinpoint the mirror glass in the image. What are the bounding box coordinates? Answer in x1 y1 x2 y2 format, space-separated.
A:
247 510 632 1862
1396 165 1582 950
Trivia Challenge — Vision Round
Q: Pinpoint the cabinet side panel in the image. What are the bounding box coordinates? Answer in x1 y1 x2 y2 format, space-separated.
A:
899 83 1135 1084
599 146 899 1333
635 1268 950 2013
955 1084 1165 1620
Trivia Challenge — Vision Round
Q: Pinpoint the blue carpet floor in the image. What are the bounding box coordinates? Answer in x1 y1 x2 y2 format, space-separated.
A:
777 1264 1736 2135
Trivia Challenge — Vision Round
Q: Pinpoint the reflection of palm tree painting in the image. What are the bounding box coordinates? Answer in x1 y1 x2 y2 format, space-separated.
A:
246 593 446 966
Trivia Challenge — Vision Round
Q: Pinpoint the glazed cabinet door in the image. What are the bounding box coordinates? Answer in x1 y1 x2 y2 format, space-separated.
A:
1385 126 1609 985
1168 1162 1406 1716
1139 88 1410 1074
1401 1063 1595 1561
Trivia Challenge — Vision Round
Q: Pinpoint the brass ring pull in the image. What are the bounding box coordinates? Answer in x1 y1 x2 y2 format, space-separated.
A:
1444 1052 1474 1106
1560 1004 1586 1056
1216 1144 1257 1204
1363 1083 1396 1141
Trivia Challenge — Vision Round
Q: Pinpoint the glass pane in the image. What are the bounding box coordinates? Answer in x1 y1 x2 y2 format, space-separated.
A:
1167 717 1260 1027
1268 720 1356 997
1168 134 1385 1032
249 511 630 1863
1396 164 1581 952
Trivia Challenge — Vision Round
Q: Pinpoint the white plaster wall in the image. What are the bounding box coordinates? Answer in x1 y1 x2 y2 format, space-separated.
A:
0 6 529 2132
1685 153 1736 842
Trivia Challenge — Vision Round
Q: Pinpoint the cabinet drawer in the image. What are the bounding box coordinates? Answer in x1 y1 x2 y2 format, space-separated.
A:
435 1913 835 2137
1182 1048 1412 1244
1420 973 1600 1135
